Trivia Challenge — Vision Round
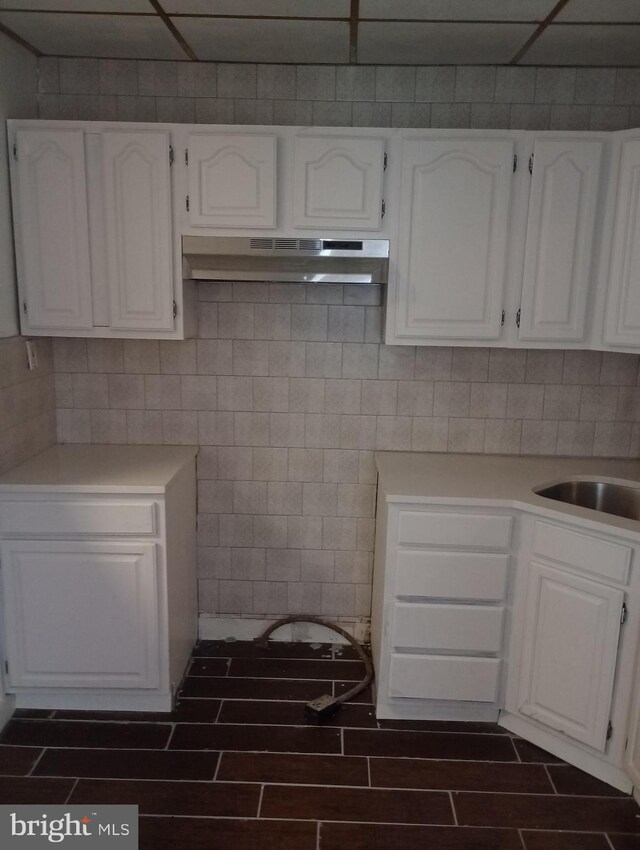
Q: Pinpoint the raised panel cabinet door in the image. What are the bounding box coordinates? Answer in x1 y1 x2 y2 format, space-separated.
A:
187 133 276 228
518 139 604 342
12 128 93 330
516 560 624 752
603 139 640 348
293 135 385 230
0 540 160 690
102 131 174 331
395 137 514 340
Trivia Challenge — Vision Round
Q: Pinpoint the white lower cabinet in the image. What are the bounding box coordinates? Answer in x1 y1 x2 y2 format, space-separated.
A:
0 446 198 712
1 540 160 690
372 500 512 722
514 560 623 751
373 493 640 792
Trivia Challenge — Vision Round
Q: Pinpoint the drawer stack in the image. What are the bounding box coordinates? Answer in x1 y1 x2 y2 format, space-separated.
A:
384 507 512 712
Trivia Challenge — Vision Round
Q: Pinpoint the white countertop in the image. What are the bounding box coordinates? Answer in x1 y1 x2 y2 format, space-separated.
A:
0 445 198 494
376 452 640 536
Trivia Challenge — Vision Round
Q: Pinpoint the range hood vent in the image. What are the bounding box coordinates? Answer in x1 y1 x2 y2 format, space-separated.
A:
183 236 389 285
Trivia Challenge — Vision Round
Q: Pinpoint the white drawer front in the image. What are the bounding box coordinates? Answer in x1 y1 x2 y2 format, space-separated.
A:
0 500 157 536
395 550 508 600
389 654 500 703
397 510 512 549
392 602 504 653
532 520 631 584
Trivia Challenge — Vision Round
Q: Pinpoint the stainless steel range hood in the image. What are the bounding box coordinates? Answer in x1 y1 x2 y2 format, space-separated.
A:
182 236 389 284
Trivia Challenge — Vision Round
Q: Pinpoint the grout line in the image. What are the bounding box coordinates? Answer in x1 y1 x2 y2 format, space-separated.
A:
340 728 344 756
164 723 176 750
27 748 48 777
63 777 79 806
316 820 321 850
366 755 371 787
212 751 222 782
517 829 527 850
214 700 224 723
543 764 557 794
257 783 265 818
448 791 458 826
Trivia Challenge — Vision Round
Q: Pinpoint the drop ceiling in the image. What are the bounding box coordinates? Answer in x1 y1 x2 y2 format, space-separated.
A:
1 0 640 66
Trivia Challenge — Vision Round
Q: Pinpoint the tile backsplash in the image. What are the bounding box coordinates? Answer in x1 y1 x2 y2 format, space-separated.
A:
0 336 56 475
53 284 640 626
37 59 640 130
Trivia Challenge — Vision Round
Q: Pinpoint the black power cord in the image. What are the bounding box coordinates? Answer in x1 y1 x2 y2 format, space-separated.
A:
254 615 373 724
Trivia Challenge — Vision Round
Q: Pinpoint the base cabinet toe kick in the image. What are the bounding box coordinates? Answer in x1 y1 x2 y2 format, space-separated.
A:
372 478 640 795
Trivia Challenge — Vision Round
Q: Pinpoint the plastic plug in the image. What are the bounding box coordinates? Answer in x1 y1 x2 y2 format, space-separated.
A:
304 694 341 724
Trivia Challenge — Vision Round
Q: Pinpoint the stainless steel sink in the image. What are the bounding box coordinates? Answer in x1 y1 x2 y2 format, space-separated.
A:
534 480 640 521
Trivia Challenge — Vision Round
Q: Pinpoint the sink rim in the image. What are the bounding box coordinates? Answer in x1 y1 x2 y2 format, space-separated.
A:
532 476 640 522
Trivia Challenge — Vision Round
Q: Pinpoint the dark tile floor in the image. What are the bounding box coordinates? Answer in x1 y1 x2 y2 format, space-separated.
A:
0 639 639 849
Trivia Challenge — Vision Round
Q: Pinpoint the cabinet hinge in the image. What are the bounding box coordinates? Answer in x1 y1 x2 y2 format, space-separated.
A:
528 153 534 175
513 154 517 173
22 300 27 316
169 145 174 166
173 300 177 320
185 149 189 166
4 661 7 675
381 199 386 219
607 720 613 741
621 602 628 625
383 151 388 171
12 142 17 161
186 195 190 212
516 308 521 328
501 309 505 326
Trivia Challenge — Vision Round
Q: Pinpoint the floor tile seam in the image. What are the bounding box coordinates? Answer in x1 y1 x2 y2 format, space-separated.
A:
20 774 627 797
257 783 265 818
164 723 177 750
25 746 47 776
63 777 79 805
448 790 458 825
516 828 527 850
543 763 559 794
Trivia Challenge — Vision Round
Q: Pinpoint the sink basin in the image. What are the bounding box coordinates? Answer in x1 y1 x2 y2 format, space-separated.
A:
535 480 640 521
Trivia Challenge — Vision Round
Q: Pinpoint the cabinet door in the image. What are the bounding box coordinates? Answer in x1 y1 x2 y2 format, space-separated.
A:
603 139 640 348
0 540 160 690
12 128 93 330
187 133 276 228
293 135 385 230
518 139 603 342
102 131 174 331
395 137 514 340
516 561 623 751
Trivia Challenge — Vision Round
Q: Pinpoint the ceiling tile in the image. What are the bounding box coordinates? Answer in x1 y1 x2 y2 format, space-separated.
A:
0 0 150 9
556 0 640 23
0 12 189 58
172 17 349 63
360 0 556 21
525 24 640 65
358 22 536 65
163 0 349 16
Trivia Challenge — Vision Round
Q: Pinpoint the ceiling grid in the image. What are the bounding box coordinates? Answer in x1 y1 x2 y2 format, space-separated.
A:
0 0 639 66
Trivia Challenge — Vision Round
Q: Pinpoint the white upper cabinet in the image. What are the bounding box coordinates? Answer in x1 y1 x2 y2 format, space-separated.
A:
293 135 385 230
102 131 174 332
518 138 604 342
392 136 514 341
602 138 640 349
516 560 623 752
12 128 93 331
187 133 277 228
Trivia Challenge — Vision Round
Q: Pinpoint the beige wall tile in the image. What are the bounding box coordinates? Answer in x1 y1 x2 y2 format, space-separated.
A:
269 413 305 448
557 420 595 456
232 340 270 376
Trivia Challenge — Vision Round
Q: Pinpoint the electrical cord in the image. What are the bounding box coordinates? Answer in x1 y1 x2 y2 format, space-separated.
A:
255 615 373 724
